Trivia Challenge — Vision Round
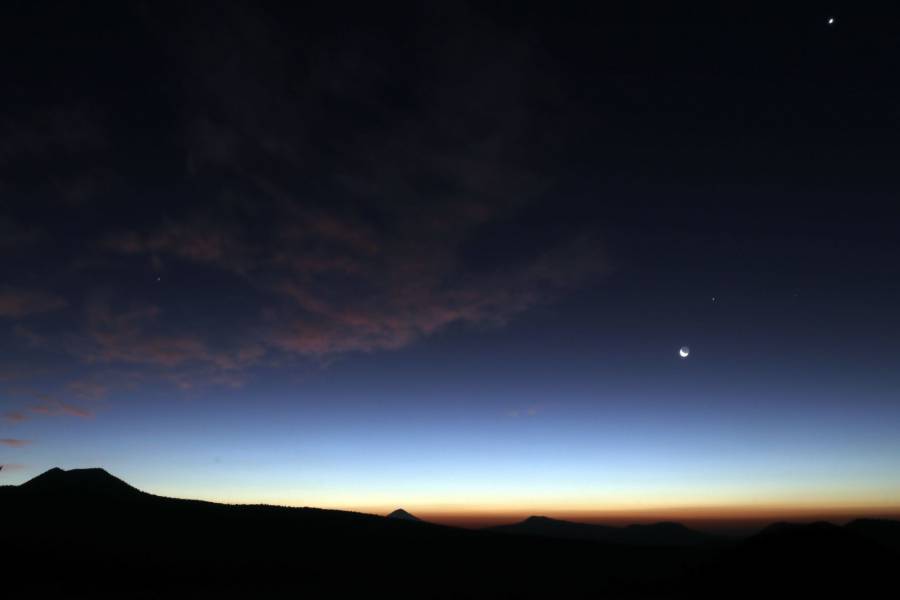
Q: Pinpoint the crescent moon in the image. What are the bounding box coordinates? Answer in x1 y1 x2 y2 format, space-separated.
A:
679 346 690 358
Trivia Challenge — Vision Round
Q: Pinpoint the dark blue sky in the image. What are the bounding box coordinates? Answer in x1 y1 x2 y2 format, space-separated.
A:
2 2 899 526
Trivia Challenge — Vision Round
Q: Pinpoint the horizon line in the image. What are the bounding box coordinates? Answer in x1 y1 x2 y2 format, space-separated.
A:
7 465 900 532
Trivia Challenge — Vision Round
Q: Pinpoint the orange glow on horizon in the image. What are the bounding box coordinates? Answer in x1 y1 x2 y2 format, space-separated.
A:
337 503 900 531
149 483 900 533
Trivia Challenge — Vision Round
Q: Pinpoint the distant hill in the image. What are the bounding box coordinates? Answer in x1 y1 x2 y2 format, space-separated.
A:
486 515 717 546
701 520 897 597
754 520 840 536
844 518 900 550
387 508 422 522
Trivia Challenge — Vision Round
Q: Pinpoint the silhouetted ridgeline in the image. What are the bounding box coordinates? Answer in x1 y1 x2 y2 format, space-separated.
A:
486 515 721 546
3 468 898 598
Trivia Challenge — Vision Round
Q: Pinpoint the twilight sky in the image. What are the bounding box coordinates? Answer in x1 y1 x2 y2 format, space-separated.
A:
2 2 900 528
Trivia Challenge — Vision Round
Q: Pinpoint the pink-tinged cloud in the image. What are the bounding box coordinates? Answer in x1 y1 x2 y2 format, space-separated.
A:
30 400 92 419
0 438 31 448
80 300 265 371
70 15 609 373
162 367 249 391
13 324 46 347
104 219 254 273
267 235 606 356
0 463 25 473
102 209 607 362
3 410 28 423
282 212 380 256
65 404 93 418
98 156 606 365
4 411 28 423
0 287 67 318
0 366 50 383
506 405 544 418
67 379 110 400
106 208 380 279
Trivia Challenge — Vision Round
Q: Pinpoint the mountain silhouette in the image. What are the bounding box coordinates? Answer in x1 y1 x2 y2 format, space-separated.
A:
487 515 717 546
387 508 422 522
19 467 141 496
3 467 899 598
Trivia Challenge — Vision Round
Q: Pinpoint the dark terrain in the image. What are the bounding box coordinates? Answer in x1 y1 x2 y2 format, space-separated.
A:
3 468 898 598
486 515 719 546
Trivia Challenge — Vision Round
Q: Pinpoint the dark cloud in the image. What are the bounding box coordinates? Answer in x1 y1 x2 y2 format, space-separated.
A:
0 104 113 212
265 232 605 356
13 325 47 348
0 216 43 247
0 366 50 383
0 3 607 387
0 107 104 164
110 5 602 362
0 287 67 318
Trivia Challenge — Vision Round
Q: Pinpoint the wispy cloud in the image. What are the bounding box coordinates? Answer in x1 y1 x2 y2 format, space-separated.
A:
3 411 28 423
80 3 609 373
2 3 610 394
78 299 265 371
67 379 110 401
13 324 46 347
0 217 43 247
0 287 67 318
0 106 104 164
506 405 546 419
3 388 94 422
103 211 605 362
30 399 93 419
0 438 31 448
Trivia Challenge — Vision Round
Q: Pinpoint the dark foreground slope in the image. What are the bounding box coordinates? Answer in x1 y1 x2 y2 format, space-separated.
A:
2 468 898 598
690 520 900 598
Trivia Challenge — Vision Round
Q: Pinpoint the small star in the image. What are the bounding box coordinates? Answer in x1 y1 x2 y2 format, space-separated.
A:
827 17 835 25
711 296 716 302
156 276 161 282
